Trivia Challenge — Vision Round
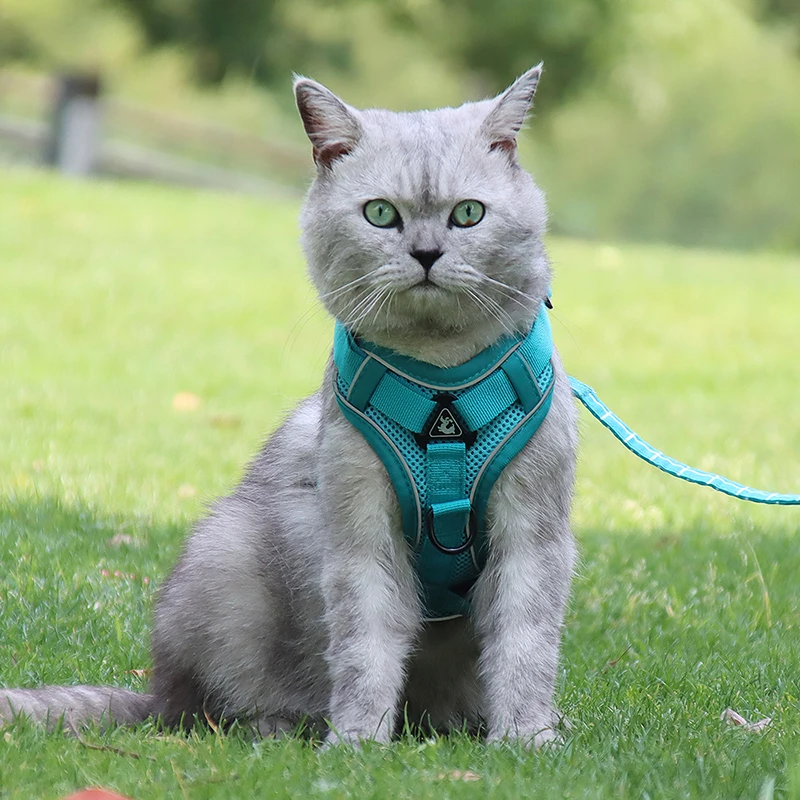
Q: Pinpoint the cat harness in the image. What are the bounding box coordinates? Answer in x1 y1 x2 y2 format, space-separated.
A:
332 303 555 621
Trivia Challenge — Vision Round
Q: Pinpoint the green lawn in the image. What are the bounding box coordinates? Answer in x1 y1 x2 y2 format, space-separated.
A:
1 169 799 799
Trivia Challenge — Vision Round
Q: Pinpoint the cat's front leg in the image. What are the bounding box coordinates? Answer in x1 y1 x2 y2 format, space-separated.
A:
318 412 421 745
474 404 577 748
475 503 575 747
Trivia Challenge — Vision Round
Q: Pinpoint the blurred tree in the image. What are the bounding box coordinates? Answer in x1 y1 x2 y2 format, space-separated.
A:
386 0 618 103
112 0 617 102
115 0 279 83
759 0 800 27
756 0 800 51
0 17 34 62
112 0 349 84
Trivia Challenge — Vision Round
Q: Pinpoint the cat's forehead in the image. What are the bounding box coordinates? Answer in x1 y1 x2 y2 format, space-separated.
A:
350 102 501 205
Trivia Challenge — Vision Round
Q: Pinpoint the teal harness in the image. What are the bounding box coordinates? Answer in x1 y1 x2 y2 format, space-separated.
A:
333 303 556 620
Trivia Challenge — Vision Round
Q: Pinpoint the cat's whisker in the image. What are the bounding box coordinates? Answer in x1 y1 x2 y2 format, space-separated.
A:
464 287 515 338
370 287 395 326
339 283 383 317
483 292 521 333
319 272 375 302
481 289 519 334
486 286 536 315
344 286 389 330
480 275 541 305
350 298 385 330
340 294 379 328
281 299 329 368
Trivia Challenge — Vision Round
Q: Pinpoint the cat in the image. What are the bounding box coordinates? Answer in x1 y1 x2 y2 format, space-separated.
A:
1 65 578 748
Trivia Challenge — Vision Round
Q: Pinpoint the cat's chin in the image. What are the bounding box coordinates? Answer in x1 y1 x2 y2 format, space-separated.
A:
354 312 519 367
408 281 444 293
405 282 451 304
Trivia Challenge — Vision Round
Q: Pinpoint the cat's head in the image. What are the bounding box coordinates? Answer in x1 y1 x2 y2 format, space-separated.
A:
295 67 550 364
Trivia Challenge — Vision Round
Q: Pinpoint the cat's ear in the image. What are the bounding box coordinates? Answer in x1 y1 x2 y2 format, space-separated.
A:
294 77 362 169
480 63 542 156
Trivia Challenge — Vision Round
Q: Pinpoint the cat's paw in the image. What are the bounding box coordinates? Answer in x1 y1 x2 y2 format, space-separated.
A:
531 725 563 750
486 726 562 750
254 714 296 739
322 726 390 749
321 729 364 750
486 711 569 750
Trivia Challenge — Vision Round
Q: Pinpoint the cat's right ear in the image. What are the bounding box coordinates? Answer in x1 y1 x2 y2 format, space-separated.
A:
294 77 362 170
480 64 543 158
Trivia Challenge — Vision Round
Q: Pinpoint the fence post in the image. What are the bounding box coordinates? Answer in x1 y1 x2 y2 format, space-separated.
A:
46 73 103 176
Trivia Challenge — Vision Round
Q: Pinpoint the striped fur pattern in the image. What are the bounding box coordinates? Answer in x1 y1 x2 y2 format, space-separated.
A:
2 66 577 747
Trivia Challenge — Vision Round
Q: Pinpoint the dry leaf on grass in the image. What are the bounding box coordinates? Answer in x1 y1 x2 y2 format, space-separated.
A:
172 392 201 412
99 570 151 585
106 533 139 549
436 771 481 782
721 708 772 732
128 669 151 679
210 413 242 429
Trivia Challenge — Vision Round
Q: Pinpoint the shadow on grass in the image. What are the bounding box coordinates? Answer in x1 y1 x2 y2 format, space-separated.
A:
0 494 186 690
2 493 799 752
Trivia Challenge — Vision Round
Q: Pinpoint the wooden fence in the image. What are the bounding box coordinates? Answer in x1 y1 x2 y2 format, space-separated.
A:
0 70 307 197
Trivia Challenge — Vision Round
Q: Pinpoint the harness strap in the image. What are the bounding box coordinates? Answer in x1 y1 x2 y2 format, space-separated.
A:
346 357 385 409
452 370 516 430
370 374 435 433
501 351 542 413
343 344 525 435
426 441 471 552
519 307 554 384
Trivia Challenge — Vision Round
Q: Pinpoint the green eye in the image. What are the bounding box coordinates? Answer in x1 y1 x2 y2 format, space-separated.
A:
363 199 400 228
451 199 485 228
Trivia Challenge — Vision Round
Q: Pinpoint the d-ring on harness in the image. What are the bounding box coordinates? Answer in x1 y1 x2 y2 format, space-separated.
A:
332 303 556 621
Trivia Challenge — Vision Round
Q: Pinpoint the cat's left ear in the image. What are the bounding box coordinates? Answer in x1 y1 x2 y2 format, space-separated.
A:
480 63 542 156
294 76 362 169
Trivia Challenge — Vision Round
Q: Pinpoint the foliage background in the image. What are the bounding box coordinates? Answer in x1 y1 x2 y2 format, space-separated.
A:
1 0 799 250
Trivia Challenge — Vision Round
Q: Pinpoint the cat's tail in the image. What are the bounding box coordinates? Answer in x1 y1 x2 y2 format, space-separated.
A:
0 686 154 731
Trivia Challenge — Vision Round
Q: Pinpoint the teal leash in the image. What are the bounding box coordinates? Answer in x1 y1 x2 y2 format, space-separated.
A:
569 376 800 506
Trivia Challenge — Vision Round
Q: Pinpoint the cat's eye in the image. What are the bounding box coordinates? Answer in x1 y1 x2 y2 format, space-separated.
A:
451 200 485 228
364 199 400 228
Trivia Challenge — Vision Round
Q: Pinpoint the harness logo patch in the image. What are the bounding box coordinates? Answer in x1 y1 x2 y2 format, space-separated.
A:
431 408 462 438
415 393 476 447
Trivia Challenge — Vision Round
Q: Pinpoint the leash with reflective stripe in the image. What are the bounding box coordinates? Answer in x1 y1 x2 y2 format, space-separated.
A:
569 376 800 505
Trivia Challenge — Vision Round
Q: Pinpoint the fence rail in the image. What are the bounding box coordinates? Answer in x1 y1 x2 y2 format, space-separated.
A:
0 69 307 196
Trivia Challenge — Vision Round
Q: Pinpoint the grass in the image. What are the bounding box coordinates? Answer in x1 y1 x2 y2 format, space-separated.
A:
1 168 799 799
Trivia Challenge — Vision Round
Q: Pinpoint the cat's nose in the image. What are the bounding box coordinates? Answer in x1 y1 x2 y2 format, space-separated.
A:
410 249 443 273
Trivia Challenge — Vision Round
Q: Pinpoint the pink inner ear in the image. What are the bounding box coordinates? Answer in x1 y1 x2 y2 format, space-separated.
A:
489 139 517 155
313 141 352 168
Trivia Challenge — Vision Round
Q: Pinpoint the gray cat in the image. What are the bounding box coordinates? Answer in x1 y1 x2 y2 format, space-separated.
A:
1 65 577 747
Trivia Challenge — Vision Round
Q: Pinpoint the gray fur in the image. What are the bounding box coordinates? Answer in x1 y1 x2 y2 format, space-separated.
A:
0 687 153 732
1 66 577 747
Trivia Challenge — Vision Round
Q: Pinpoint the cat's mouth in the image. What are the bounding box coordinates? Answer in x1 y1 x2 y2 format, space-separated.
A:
409 278 447 293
